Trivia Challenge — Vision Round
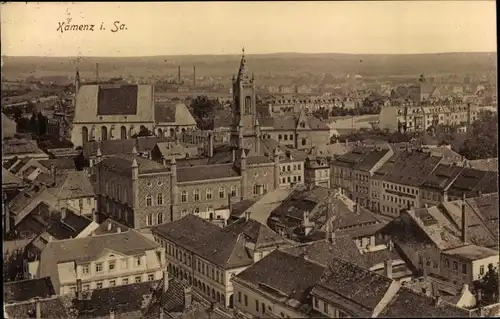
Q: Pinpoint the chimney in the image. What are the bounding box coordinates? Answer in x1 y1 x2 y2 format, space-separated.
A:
117 227 121 233
434 296 442 306
384 259 393 279
92 209 98 223
244 211 250 222
96 63 99 84
163 269 169 293
461 193 467 243
178 66 181 84
108 222 112 231
208 132 214 158
35 298 41 319
184 287 192 309
76 279 83 300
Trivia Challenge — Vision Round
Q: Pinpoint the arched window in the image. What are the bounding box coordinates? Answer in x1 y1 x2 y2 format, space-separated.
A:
157 194 163 206
244 96 251 114
181 209 187 217
169 128 175 137
181 191 187 203
82 126 89 143
230 186 237 197
219 187 225 199
278 134 282 140
146 195 152 207
146 214 153 226
206 188 212 200
194 207 200 214
120 126 127 140
101 126 108 141
158 128 163 137
193 189 200 202
157 212 163 224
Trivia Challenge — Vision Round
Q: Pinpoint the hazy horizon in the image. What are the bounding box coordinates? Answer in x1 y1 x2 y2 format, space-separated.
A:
1 2 496 57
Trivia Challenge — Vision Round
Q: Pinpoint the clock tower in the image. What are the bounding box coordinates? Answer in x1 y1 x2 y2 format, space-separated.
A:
230 48 261 155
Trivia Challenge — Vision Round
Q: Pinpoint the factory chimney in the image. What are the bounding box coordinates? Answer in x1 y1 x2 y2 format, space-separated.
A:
193 65 196 87
96 63 99 84
178 66 181 84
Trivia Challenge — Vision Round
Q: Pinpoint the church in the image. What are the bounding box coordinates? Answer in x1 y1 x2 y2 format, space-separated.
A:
92 50 300 229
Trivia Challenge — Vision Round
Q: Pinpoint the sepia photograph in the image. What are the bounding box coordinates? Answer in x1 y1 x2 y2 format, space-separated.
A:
1 1 498 318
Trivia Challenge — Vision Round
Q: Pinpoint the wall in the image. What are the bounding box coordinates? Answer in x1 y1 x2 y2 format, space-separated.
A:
65 196 96 216
71 122 155 148
279 161 305 188
136 173 172 228
378 106 399 132
244 165 275 199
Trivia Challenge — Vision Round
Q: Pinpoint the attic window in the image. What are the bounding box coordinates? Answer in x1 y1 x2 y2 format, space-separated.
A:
300 122 305 128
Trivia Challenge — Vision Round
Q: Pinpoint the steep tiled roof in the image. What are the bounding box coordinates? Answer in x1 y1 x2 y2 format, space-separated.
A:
224 218 289 251
2 112 16 138
312 257 394 314
8 184 55 217
443 244 498 261
234 250 325 312
152 215 253 269
83 137 165 158
177 163 239 182
4 277 56 303
377 151 442 186
466 193 499 236
447 168 496 198
10 157 31 174
282 237 366 268
421 164 464 190
46 171 95 199
93 218 130 235
4 296 70 319
3 138 46 156
99 154 169 174
2 167 24 188
261 114 329 131
378 287 475 318
39 158 77 171
155 102 197 126
45 211 93 239
97 85 138 115
73 280 159 318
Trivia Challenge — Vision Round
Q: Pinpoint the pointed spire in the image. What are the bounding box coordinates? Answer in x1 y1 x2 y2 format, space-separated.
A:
170 157 176 165
237 47 248 81
96 143 102 157
132 146 138 155
240 148 247 159
131 158 138 168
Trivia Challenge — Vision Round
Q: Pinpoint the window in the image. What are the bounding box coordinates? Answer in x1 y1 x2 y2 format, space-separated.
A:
146 214 153 226
157 212 163 224
109 260 116 272
238 292 242 303
280 313 285 318
323 302 328 314
480 265 485 275
82 264 90 275
453 261 458 271
157 180 163 186
109 280 116 287
181 191 187 203
148 274 155 281
302 138 306 146
181 209 187 217
122 277 129 285
445 259 450 268
297 164 301 170
244 295 248 306
461 264 467 274
157 194 163 205
230 186 237 197
147 181 152 187
135 256 142 267
278 134 282 140
95 262 103 273
314 297 319 309
194 207 200 214
135 276 142 283
255 300 259 312
146 195 152 207
219 187 225 199
121 259 128 269
70 286 76 294
284 135 288 141
194 189 200 201
206 189 212 200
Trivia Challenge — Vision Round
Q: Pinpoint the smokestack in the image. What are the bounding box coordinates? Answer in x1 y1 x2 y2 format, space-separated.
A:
384 259 393 279
461 193 467 243
193 65 196 87
96 63 99 84
178 66 181 84
208 132 214 158
35 298 41 319
162 269 169 293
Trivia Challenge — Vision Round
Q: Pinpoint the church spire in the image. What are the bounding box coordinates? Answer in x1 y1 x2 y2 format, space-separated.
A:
237 47 249 82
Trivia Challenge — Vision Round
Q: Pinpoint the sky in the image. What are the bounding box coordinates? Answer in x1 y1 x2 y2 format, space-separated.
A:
1 1 497 57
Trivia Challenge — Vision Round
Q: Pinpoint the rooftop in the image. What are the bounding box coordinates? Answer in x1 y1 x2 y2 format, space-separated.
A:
224 217 290 251
3 138 46 156
4 277 56 303
99 153 169 174
443 244 499 261
177 163 240 183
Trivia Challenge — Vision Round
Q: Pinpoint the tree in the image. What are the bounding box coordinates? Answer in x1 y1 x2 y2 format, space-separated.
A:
460 111 498 160
189 96 219 130
3 249 25 282
473 264 499 306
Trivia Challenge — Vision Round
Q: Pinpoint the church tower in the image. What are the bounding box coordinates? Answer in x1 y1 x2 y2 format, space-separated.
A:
230 48 260 154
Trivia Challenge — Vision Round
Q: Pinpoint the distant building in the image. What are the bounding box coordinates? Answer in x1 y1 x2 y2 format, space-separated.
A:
2 139 49 163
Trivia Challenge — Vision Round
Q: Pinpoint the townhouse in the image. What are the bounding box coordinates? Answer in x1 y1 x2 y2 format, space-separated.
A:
151 214 289 308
